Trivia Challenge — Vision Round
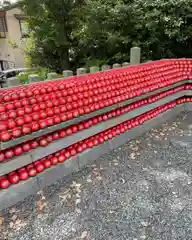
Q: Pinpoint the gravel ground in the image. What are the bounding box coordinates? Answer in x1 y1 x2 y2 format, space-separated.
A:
0 111 192 240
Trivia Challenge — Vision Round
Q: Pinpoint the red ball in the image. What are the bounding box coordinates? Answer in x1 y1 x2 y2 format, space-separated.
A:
35 163 45 173
18 169 29 181
14 146 23 156
58 154 65 163
8 172 20 184
1 131 11 142
0 152 5 162
42 159 51 168
12 128 22 138
0 177 10 189
22 143 31 152
22 125 31 135
39 139 48 147
30 140 39 149
0 122 8 132
50 156 58 165
16 117 25 126
28 168 37 177
39 121 47 129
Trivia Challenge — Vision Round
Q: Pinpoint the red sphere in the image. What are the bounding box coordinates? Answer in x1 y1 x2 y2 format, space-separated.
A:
8 172 20 184
35 163 45 173
42 159 51 168
14 146 23 156
28 168 37 177
1 131 11 142
12 128 22 138
18 169 29 181
0 177 10 189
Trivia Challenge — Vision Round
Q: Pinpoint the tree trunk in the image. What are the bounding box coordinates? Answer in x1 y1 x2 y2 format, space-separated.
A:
59 48 70 71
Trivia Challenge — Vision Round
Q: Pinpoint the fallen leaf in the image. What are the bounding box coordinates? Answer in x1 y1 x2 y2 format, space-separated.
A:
11 215 17 221
67 194 72 199
9 208 16 214
80 231 88 239
0 216 4 226
9 222 14 228
76 208 82 214
41 195 46 200
76 188 81 193
37 190 43 195
15 219 21 226
75 199 81 205
96 176 102 181
76 193 81 198
59 195 67 201
130 153 136 159
87 178 92 183
36 200 47 213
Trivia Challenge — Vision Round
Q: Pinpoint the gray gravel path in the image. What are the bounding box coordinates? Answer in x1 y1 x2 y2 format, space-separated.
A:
0 111 192 240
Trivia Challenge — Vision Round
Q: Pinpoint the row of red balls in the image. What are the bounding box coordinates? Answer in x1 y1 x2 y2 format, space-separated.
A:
0 99 183 189
0 78 190 143
0 59 190 103
0 85 188 162
0 62 188 125
0 68 185 113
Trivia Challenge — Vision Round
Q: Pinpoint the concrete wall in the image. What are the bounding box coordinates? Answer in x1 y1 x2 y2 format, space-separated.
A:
0 8 27 68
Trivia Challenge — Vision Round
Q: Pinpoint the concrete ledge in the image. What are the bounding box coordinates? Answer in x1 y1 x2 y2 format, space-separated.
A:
184 103 192 111
0 154 32 176
0 177 38 211
37 156 79 189
78 142 110 169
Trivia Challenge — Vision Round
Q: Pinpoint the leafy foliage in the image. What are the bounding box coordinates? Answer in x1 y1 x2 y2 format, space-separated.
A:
19 0 86 70
18 0 192 70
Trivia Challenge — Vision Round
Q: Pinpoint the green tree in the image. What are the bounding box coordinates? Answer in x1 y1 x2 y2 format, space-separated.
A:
18 0 192 70
0 0 11 9
77 0 192 63
19 0 86 71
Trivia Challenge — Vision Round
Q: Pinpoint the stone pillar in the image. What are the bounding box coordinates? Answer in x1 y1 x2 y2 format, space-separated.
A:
90 66 99 73
7 77 20 87
47 72 57 80
63 70 73 78
101 65 111 71
77 68 86 76
113 63 121 69
28 74 41 84
130 47 141 65
122 62 130 67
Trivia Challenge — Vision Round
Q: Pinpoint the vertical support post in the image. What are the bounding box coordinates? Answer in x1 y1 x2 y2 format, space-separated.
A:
7 77 20 87
130 47 141 65
28 74 41 84
113 63 121 69
47 72 57 80
77 68 86 75
122 62 130 67
101 65 111 71
63 70 73 78
90 66 99 73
